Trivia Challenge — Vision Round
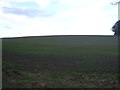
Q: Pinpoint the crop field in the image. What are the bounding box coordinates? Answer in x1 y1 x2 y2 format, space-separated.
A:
2 35 119 88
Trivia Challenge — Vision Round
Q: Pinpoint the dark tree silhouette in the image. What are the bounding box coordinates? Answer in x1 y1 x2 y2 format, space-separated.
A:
111 1 120 5
111 1 120 35
112 20 120 36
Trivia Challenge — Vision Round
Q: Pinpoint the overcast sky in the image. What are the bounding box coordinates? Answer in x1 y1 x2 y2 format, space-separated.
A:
0 0 119 38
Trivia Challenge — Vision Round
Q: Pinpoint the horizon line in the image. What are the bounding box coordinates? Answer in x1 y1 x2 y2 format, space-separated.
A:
1 35 114 39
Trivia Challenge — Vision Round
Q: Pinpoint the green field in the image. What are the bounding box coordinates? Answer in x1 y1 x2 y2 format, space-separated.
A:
2 35 119 88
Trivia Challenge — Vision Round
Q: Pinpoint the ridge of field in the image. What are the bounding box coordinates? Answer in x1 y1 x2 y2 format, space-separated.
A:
3 35 118 55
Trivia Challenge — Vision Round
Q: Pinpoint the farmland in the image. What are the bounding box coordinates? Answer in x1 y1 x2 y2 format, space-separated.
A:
2 35 119 88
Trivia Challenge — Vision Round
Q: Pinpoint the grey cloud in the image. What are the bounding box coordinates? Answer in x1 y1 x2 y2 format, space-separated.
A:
2 7 52 17
0 25 12 29
4 26 11 29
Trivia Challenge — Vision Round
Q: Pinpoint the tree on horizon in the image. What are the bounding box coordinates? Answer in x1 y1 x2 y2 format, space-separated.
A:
111 0 120 5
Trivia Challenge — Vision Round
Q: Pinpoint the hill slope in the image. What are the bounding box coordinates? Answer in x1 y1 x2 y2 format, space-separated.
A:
2 35 119 88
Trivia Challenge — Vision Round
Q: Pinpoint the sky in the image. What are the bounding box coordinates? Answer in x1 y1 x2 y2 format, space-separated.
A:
0 0 119 38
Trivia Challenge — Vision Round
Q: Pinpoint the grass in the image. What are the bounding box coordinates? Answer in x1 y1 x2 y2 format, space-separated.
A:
2 35 119 88
2 62 119 88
